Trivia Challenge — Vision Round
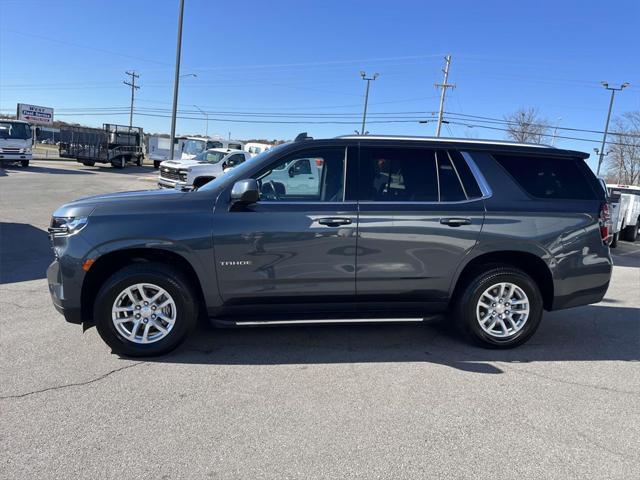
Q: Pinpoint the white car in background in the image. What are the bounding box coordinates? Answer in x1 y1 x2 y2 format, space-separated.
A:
158 148 250 189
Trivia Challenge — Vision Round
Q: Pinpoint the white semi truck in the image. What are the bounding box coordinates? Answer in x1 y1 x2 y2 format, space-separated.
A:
0 119 34 168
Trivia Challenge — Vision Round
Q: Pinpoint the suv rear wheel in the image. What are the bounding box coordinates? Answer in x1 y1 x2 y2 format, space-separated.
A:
455 267 543 348
94 263 197 356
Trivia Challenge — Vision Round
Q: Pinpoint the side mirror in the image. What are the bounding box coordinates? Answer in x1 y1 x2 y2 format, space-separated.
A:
288 166 295 177
231 179 260 205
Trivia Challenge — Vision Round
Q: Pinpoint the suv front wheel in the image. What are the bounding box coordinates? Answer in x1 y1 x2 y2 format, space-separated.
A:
94 263 197 356
455 267 543 348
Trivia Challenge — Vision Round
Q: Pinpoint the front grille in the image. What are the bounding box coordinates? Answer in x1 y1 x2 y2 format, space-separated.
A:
1 148 21 153
160 167 180 181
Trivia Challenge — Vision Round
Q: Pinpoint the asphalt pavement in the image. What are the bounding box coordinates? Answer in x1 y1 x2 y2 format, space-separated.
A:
1 160 639 480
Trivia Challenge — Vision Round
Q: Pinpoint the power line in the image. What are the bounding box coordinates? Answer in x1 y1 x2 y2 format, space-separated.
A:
443 120 639 148
444 111 640 139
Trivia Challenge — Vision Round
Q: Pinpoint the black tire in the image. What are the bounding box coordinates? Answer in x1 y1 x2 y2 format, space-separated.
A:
136 156 142 167
153 160 160 169
94 263 198 356
454 267 543 348
82 160 95 167
623 221 639 242
21 160 29 168
610 232 619 248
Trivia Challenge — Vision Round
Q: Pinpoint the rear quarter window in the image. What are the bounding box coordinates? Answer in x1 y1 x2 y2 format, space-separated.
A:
492 154 597 200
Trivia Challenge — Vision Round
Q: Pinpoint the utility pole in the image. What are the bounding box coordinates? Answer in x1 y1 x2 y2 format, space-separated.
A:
434 55 455 137
123 71 140 128
193 105 208 137
170 0 185 161
360 71 379 135
597 81 629 175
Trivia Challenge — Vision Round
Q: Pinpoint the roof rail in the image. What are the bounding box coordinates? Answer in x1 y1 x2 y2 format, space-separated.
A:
294 132 313 142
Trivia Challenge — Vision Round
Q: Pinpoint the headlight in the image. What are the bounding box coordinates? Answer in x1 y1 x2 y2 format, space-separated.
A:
25 148 32 153
179 170 189 182
48 216 88 236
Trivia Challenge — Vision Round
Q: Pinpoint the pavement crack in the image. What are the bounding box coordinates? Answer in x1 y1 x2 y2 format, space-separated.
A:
0 362 145 400
507 366 640 396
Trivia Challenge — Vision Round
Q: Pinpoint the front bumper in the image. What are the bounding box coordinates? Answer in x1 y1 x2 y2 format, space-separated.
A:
158 177 186 189
0 153 31 161
47 258 83 324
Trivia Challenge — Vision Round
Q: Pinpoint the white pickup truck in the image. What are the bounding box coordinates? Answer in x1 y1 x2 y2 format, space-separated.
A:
607 184 640 246
158 148 250 189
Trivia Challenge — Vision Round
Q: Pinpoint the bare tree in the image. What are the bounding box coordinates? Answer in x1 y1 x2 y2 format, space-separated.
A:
606 111 640 185
504 107 550 144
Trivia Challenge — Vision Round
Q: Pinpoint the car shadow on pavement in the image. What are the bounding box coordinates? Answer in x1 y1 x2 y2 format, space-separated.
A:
0 223 52 284
611 250 640 268
139 304 640 373
2 165 95 175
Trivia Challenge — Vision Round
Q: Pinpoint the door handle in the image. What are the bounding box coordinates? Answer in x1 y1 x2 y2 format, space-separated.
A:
318 217 352 227
440 217 472 227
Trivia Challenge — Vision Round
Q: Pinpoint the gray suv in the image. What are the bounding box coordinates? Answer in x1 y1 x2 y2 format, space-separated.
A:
47 135 612 356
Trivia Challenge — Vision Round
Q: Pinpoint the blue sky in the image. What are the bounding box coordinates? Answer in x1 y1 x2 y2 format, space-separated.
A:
1 0 638 170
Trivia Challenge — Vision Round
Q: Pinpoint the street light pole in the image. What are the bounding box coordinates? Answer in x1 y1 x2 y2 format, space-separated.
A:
193 105 208 137
597 81 629 175
360 71 378 135
169 0 185 161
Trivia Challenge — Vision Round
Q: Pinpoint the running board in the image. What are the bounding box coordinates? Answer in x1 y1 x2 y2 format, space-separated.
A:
229 318 426 326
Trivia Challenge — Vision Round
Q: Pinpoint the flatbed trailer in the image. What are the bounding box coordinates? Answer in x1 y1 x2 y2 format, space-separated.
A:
59 123 144 168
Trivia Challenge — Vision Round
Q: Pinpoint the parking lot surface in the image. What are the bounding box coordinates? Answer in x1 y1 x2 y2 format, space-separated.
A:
1 160 639 479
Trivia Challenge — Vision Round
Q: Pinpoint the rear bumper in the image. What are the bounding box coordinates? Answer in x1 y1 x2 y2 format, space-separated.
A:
550 249 613 311
47 259 83 324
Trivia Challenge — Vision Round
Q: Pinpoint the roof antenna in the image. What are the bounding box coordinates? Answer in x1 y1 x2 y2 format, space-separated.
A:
294 132 312 142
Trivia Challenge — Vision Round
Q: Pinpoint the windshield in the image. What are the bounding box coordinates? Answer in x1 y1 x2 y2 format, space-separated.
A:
195 150 226 163
182 139 206 156
199 143 290 191
0 122 32 140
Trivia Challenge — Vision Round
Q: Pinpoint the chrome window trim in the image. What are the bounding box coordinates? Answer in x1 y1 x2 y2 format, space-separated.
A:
461 151 493 199
446 150 469 200
357 198 485 206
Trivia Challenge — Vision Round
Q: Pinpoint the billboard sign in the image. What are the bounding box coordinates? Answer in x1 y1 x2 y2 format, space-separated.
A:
16 103 54 125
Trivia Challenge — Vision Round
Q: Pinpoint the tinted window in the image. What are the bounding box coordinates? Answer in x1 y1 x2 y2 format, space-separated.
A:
255 147 345 202
449 150 482 198
436 151 466 201
493 154 596 200
359 147 438 201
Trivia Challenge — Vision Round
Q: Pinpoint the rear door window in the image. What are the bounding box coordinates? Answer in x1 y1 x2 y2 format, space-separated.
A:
436 151 466 202
449 150 483 198
359 147 438 201
493 154 597 200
